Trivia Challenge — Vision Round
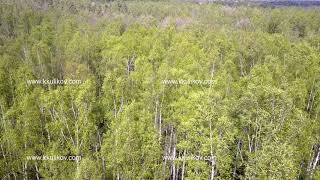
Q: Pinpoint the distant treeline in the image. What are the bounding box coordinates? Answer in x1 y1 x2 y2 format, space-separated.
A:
1 0 320 179
254 1 320 7
185 0 320 7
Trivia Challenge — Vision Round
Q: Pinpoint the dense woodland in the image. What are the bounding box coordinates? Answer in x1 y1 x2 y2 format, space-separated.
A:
0 0 320 179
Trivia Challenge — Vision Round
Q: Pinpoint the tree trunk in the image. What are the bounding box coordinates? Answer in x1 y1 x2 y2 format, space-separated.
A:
35 164 40 180
210 118 215 180
181 149 186 180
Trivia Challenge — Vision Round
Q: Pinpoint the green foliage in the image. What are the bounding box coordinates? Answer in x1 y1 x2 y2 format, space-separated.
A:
0 1 320 179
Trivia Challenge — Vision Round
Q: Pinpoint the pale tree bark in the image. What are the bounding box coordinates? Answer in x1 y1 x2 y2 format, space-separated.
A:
232 140 243 179
170 126 176 180
210 118 215 180
97 129 106 179
111 86 117 118
308 145 320 176
0 144 6 165
175 162 179 180
23 113 28 180
312 147 320 170
154 98 158 129
23 159 28 180
172 144 176 180
181 149 186 180
35 164 40 180
208 62 216 180
159 109 162 141
307 79 317 113
239 57 245 77
248 134 253 153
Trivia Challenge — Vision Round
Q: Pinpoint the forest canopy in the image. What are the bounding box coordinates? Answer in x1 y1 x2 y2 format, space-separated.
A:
0 0 320 179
